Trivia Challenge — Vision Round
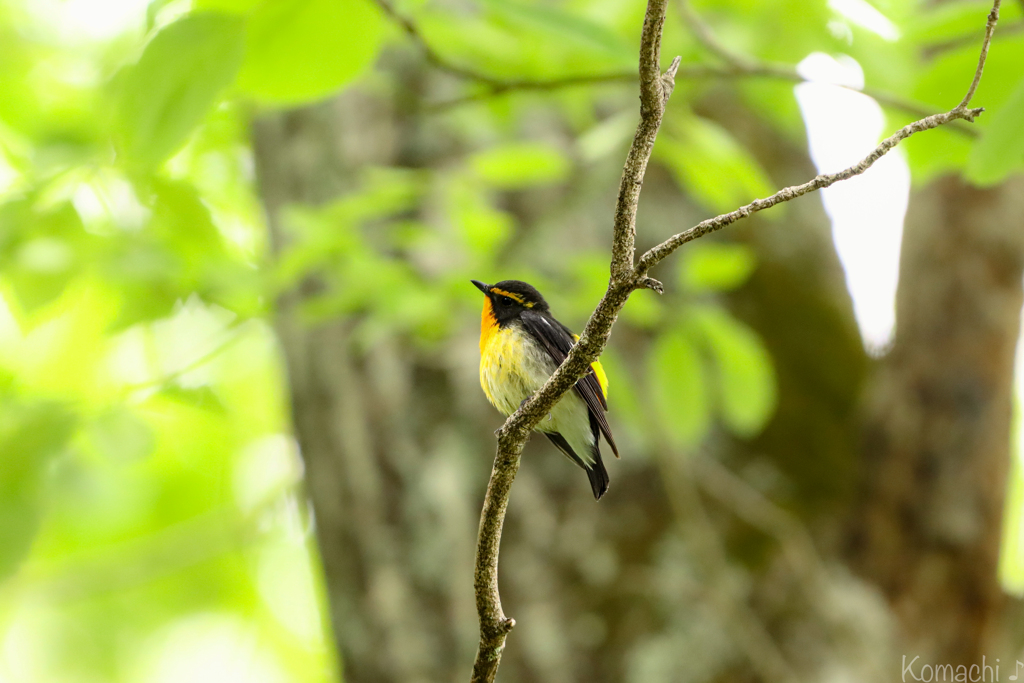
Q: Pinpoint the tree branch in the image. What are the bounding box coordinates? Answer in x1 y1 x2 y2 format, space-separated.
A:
373 0 505 85
924 19 1021 57
471 0 678 678
675 0 754 71
635 105 983 274
468 0 1002 679
959 0 1002 109
673 0 978 136
374 0 967 133
426 61 967 136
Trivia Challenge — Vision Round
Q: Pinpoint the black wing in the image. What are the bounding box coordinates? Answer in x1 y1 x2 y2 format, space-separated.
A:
545 431 609 500
520 309 619 457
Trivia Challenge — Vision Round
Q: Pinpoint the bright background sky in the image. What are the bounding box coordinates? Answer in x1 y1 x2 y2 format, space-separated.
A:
796 52 909 354
796 3 1024 592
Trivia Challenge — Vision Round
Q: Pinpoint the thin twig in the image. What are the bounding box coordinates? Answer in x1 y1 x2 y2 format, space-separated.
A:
373 0 504 85
959 0 1002 108
427 64 723 112
675 0 754 71
674 0 977 136
634 105 982 274
375 0 963 132
468 0 1002 679
425 56 959 134
470 1 677 678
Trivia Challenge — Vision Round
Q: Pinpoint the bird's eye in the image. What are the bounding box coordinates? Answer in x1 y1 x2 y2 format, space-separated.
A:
500 296 514 307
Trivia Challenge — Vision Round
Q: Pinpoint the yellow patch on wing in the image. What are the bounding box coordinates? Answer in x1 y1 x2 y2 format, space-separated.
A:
591 359 609 400
573 333 609 400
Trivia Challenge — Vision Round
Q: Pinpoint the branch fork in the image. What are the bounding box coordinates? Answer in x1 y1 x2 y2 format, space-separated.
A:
469 1 1001 681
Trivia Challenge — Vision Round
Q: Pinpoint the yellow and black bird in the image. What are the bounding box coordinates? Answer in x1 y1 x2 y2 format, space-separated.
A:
472 279 618 499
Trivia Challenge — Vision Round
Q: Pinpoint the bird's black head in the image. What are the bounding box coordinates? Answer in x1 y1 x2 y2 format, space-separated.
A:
471 279 550 325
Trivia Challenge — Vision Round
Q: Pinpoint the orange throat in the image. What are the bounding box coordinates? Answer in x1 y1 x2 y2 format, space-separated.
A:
479 297 498 353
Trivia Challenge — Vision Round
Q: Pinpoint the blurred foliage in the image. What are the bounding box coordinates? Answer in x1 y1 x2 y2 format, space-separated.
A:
1 0 1024 680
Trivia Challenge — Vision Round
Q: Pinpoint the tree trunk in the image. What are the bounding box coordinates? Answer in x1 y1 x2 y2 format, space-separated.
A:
250 75 1024 682
250 99 478 683
709 91 1024 675
848 176 1024 664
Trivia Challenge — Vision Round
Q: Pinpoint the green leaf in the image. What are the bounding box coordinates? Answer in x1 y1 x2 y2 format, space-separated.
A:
87 407 155 463
656 113 774 213
237 0 384 106
679 242 756 293
689 306 776 438
101 239 181 329
578 111 636 163
647 327 710 449
0 402 77 580
480 0 634 61
902 127 973 185
147 178 225 263
597 348 655 455
115 13 245 168
0 497 38 582
908 34 1024 181
450 179 514 256
471 141 571 189
903 0 1023 47
621 290 665 329
192 0 263 13
966 75 1024 186
903 0 1000 46
0 200 87 314
10 238 75 310
158 386 227 413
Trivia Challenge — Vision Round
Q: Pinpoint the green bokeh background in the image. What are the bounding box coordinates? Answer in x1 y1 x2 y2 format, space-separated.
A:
2 0 1024 680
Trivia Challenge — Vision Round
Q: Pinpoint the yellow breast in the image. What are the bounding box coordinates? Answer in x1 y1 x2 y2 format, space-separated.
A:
479 322 536 416
477 299 610 416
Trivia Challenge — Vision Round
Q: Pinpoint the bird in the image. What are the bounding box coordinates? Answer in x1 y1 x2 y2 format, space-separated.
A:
471 279 618 499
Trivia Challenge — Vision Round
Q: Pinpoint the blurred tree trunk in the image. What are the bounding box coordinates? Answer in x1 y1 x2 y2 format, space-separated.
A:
252 103 398 682
250 74 1024 682
250 97 480 683
847 176 1024 664
248 88 690 682
713 92 1024 675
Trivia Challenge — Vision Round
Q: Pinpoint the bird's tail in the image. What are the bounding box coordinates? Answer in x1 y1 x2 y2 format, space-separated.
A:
585 454 610 500
543 423 610 500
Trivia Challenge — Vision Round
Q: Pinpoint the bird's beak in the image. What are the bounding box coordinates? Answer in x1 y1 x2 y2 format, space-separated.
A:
471 280 490 294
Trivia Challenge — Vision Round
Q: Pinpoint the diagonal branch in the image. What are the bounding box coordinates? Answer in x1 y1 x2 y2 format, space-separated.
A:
634 104 983 274
470 0 677 679
959 0 1002 108
469 0 1002 680
425 61 961 131
375 0 969 133
673 0 978 136
674 0 756 72
373 0 504 85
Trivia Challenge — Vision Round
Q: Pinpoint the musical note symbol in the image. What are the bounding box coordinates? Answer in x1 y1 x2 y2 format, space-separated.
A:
1010 660 1023 680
